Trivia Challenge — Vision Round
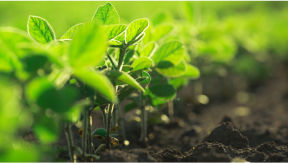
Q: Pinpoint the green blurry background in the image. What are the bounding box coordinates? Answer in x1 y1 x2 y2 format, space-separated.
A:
0 1 285 36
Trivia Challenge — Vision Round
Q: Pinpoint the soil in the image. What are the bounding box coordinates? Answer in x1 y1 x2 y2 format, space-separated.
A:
58 63 288 162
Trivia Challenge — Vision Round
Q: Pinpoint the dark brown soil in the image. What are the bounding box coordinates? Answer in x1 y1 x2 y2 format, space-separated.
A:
94 64 288 162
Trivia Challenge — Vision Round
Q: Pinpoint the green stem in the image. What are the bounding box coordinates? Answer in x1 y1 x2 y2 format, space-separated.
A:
106 45 127 148
65 123 76 162
109 44 122 48
117 46 127 71
107 53 117 70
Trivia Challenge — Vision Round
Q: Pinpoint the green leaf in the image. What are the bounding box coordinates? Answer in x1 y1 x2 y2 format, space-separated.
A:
60 23 84 39
169 78 188 89
125 18 149 45
26 77 54 103
68 23 107 68
152 24 174 41
21 55 49 74
0 28 31 71
131 57 153 71
124 102 138 112
34 116 59 144
92 128 107 137
182 64 200 79
74 68 117 103
156 61 186 78
107 70 145 92
37 86 79 113
28 15 56 44
92 3 120 25
26 77 79 113
148 83 175 98
152 41 184 66
104 24 127 40
152 12 171 26
140 41 157 57
137 71 151 86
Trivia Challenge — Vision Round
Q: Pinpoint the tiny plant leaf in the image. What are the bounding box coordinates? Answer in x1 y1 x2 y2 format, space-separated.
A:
92 3 120 25
28 15 56 44
125 18 149 45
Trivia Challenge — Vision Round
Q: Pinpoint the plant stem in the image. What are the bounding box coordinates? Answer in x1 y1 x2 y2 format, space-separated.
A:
117 46 127 71
140 92 147 142
106 45 127 149
101 108 107 129
107 53 117 70
112 105 118 128
168 100 174 118
82 109 89 158
65 123 76 162
105 104 114 149
109 44 122 48
87 109 93 154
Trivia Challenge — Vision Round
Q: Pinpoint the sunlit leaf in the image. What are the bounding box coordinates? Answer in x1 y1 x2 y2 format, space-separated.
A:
156 61 186 78
140 41 157 57
28 15 56 44
152 24 174 41
92 3 120 25
182 64 200 79
125 18 149 44
104 24 127 40
152 41 184 65
131 57 153 71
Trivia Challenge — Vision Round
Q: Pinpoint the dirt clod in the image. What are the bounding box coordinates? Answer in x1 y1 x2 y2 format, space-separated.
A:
204 122 249 149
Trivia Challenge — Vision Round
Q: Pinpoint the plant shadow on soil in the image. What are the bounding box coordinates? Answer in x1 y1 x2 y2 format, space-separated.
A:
56 63 288 162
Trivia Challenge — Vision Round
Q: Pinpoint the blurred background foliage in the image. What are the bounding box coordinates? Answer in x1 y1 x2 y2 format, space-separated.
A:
1 1 288 161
